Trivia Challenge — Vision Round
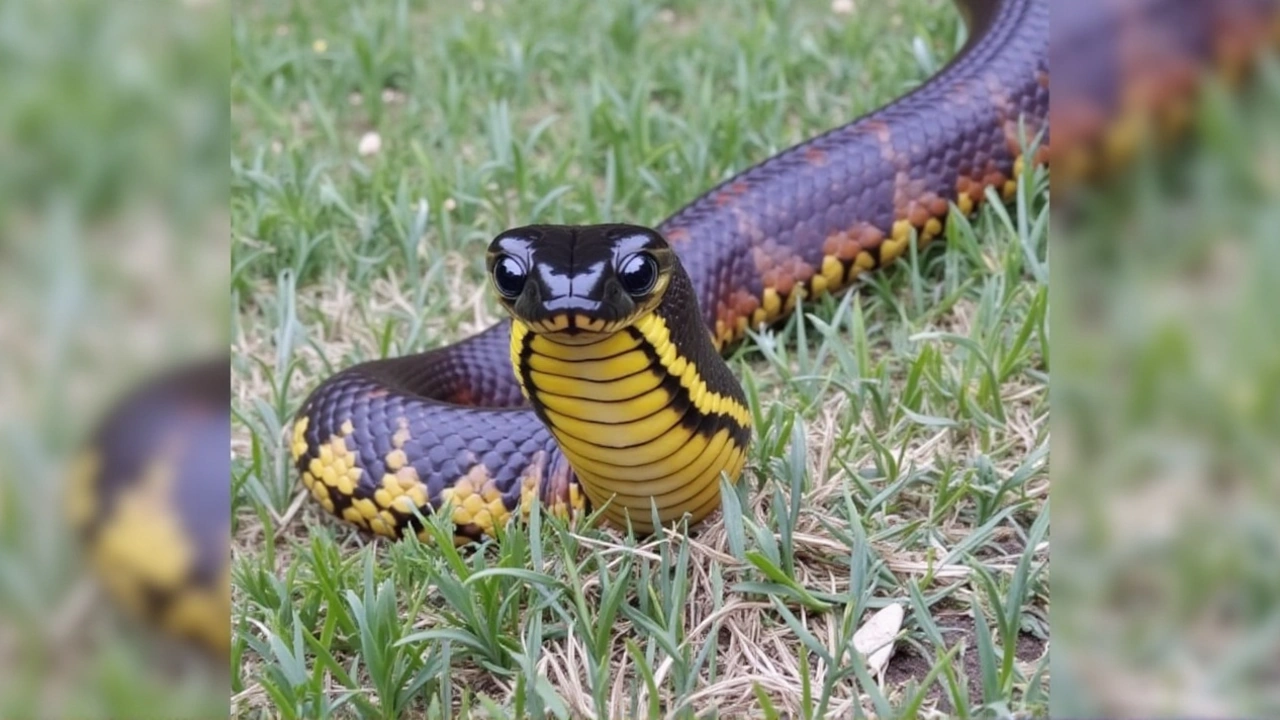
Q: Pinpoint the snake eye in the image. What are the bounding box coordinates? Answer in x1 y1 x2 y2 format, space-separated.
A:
617 252 659 297
492 255 528 299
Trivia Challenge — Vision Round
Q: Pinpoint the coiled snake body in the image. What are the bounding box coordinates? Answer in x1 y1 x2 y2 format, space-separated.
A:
290 0 1050 543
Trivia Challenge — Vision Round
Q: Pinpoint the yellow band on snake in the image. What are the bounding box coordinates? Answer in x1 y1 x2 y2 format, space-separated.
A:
493 225 753 533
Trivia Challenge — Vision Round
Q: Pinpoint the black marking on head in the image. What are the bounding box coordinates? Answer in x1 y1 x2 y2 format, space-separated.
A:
487 224 676 334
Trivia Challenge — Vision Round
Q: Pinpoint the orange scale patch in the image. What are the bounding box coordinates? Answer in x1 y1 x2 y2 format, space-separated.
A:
772 271 797 298
792 256 816 281
892 174 928 219
752 237 815 291
731 289 760 319
852 222 887 252
926 192 950 218
1002 119 1026 157
956 166 1009 214
753 247 777 272
982 169 1010 191
897 190 951 242
906 203 930 228
713 181 750 207
821 230 856 260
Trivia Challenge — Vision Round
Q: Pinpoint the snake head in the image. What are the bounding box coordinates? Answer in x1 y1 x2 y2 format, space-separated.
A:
486 224 676 340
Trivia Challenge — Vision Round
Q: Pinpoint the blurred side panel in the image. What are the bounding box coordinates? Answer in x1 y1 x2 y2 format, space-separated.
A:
1051 0 1280 716
0 0 230 717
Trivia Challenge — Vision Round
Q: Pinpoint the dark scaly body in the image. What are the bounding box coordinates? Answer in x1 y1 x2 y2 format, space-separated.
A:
289 325 571 542
669 0 1050 345
67 357 231 655
1053 0 1280 185
291 0 1050 543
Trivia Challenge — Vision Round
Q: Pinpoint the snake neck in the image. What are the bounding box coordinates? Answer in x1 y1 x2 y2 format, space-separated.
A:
507 279 752 533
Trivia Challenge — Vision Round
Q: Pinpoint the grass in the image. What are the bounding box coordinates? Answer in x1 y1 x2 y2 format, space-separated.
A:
230 0 1050 717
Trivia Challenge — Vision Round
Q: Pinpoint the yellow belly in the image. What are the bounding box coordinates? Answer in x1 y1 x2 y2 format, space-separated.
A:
510 320 749 533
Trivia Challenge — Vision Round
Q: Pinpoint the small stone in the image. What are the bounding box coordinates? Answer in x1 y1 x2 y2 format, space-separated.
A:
853 603 904 678
358 131 382 157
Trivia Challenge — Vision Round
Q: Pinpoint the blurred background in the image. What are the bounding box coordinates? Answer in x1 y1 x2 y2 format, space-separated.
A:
1051 1 1280 717
0 0 229 717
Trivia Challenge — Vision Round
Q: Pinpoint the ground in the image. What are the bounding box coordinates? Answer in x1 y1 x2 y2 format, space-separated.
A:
229 0 1050 717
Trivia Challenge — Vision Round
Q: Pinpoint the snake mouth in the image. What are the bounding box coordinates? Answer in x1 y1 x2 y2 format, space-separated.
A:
512 279 643 339
527 312 624 340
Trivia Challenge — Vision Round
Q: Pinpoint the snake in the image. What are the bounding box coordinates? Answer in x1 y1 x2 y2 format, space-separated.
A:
288 0 1051 544
66 357 231 656
65 0 1280 656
